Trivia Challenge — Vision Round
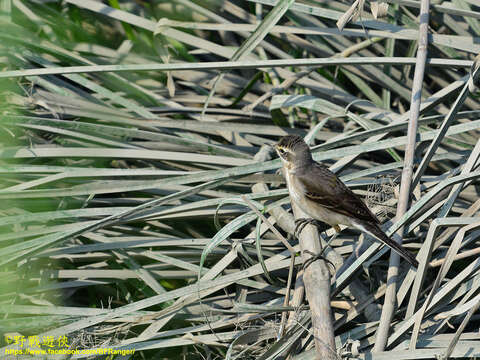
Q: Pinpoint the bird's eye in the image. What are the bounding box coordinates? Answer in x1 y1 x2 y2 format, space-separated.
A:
278 148 286 155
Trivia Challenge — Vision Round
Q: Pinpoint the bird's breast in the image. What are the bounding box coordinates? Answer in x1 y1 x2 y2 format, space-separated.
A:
284 168 305 204
283 167 353 227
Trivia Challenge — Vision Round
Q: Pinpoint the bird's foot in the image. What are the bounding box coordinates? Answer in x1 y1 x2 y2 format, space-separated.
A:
302 249 336 272
294 218 325 238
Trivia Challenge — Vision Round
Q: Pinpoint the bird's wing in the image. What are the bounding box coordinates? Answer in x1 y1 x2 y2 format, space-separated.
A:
296 162 379 224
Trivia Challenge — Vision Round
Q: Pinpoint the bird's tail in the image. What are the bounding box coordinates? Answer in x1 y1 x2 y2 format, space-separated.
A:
357 221 419 268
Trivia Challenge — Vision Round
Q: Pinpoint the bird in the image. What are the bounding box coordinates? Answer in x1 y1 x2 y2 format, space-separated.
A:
274 134 419 268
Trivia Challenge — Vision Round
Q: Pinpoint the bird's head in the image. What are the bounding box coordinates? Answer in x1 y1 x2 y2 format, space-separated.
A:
274 135 312 167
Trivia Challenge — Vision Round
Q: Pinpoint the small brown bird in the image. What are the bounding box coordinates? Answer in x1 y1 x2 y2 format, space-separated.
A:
274 135 418 268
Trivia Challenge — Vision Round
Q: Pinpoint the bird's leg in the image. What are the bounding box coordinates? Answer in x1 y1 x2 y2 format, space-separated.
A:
302 225 341 271
319 225 341 254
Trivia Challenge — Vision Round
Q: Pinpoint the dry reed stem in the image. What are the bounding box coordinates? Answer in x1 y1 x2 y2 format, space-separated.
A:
373 0 430 351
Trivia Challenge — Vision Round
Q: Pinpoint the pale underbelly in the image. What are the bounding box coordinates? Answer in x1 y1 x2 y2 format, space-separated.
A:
294 196 353 227
285 170 353 227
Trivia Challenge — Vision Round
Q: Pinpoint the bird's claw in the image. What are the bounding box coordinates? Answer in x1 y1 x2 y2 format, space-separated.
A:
302 249 336 272
294 218 325 238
